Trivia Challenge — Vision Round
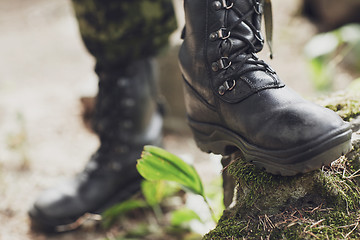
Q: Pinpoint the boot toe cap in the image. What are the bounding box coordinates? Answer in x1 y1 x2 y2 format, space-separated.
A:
29 180 85 230
255 102 349 150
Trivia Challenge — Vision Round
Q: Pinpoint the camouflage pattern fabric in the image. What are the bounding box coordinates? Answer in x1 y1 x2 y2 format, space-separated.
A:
72 0 177 71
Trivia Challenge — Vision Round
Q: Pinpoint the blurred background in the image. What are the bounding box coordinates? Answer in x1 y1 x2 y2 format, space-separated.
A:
0 0 359 239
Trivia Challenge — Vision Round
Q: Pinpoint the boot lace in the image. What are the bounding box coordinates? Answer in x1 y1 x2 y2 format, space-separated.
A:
212 0 276 95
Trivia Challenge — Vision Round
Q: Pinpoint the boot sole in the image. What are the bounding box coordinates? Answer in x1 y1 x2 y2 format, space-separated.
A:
188 118 352 176
29 178 142 233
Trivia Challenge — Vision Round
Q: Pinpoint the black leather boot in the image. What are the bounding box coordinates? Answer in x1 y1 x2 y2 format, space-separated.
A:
179 0 352 176
28 59 163 232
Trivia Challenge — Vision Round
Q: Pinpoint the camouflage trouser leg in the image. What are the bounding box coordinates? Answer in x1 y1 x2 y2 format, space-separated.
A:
71 0 177 71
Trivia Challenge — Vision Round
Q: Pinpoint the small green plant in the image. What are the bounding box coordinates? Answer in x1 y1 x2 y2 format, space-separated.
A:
137 145 217 222
102 146 222 239
170 208 202 227
102 199 148 228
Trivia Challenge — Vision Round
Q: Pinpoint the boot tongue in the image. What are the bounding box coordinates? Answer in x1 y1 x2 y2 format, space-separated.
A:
226 8 263 53
221 37 256 57
225 0 273 55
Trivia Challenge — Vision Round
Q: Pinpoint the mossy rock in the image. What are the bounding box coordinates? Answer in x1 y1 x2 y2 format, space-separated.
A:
205 92 360 239
317 91 360 122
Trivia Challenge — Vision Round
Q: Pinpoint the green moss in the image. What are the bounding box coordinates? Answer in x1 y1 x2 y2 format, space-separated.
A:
317 92 360 121
205 209 360 239
205 141 360 239
206 153 360 239
205 168 360 239
226 157 300 212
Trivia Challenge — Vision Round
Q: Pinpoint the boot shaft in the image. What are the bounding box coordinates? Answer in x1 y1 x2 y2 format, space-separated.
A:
179 0 266 104
93 59 161 144
181 0 263 47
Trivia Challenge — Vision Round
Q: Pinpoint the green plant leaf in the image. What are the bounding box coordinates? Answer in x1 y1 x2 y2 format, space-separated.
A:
141 180 166 207
170 208 202 227
141 180 181 207
137 146 204 196
102 199 147 228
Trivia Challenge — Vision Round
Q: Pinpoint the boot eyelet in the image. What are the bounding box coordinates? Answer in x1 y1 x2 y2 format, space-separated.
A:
255 30 264 43
210 29 230 41
221 0 233 9
122 98 136 107
212 58 231 72
218 57 231 70
217 28 230 39
109 162 122 171
254 1 262 14
227 79 236 91
218 85 226 95
116 145 130 154
117 78 129 87
212 62 219 72
212 1 222 10
218 79 236 95
209 32 218 41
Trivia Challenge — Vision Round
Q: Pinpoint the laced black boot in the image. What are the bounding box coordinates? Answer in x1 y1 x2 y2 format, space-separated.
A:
28 59 162 232
179 0 352 176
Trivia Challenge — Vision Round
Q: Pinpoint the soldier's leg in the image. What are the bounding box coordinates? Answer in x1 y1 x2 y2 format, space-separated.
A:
73 0 177 71
29 0 177 232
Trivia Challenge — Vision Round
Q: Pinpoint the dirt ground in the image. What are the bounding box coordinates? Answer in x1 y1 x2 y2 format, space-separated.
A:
0 0 353 240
